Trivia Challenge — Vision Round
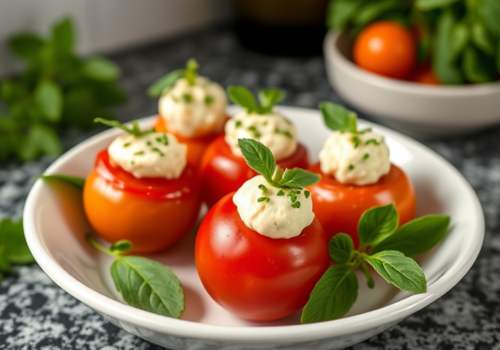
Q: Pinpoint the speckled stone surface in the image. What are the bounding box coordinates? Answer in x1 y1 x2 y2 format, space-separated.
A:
1 26 499 350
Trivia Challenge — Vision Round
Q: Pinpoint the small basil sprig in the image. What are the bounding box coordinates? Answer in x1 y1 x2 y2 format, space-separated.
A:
87 235 184 318
41 174 85 189
319 102 358 133
148 58 199 97
0 218 34 282
238 138 319 189
228 86 286 114
301 204 450 323
94 117 154 137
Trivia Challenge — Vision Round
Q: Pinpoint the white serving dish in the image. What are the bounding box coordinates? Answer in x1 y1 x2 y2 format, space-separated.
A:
24 107 484 349
324 31 500 137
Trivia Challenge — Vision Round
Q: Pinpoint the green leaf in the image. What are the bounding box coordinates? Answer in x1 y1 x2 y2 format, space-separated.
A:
372 215 450 257
463 47 496 83
7 33 44 61
326 0 363 30
472 22 495 55
227 86 259 113
110 256 184 317
329 234 353 264
319 102 357 133
238 138 276 182
35 80 63 122
279 168 320 188
415 0 460 10
449 22 469 61
94 118 153 137
41 174 85 189
83 57 120 81
0 218 33 265
258 88 285 113
497 42 500 73
51 17 74 56
18 125 62 161
148 70 183 97
358 204 399 247
365 250 426 293
478 0 500 37
433 11 464 84
110 240 133 254
301 266 358 323
0 245 11 273
354 0 404 27
184 58 199 85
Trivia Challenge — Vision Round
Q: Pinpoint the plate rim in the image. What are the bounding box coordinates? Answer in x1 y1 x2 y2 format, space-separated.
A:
23 106 485 344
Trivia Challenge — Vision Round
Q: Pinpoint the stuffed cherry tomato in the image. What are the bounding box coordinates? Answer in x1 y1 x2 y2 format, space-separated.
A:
83 120 201 253
150 59 228 166
309 103 416 247
200 86 309 206
196 139 328 321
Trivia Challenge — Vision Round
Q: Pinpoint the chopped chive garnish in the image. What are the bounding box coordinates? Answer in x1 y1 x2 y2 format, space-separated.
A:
351 135 361 148
258 184 268 193
365 138 381 145
182 93 193 103
134 150 145 156
156 135 169 145
363 153 370 161
152 147 165 157
204 95 214 105
274 128 293 139
235 120 242 128
304 190 310 198
277 190 285 196
257 196 270 203
348 164 355 171
291 201 301 208
123 142 131 148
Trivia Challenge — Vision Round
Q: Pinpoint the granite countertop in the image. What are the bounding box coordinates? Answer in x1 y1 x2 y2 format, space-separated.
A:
1 26 499 350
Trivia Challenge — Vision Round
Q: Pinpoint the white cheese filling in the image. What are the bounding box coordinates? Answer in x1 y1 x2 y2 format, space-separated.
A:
108 131 187 179
225 111 297 161
158 77 227 138
319 130 390 185
233 175 314 239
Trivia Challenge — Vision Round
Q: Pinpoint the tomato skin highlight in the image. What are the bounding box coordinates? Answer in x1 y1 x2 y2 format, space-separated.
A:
308 164 416 247
154 116 225 167
200 136 309 207
354 21 417 79
195 193 330 321
83 150 201 253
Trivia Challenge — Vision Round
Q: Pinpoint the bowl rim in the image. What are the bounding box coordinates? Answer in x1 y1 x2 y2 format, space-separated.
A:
24 108 485 344
324 30 500 97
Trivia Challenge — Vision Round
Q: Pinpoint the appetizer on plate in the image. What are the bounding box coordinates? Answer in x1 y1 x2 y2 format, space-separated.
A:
309 103 416 247
83 118 201 253
196 139 328 321
149 59 228 166
200 86 309 206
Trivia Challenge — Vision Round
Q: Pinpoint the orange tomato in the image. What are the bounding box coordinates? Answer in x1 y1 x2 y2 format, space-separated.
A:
411 65 440 85
154 116 225 166
308 164 416 247
354 21 417 79
83 150 201 253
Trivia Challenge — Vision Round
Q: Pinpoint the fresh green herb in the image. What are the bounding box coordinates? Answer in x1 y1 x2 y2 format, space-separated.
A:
351 135 361 148
156 134 169 145
204 95 215 106
238 138 319 189
291 201 301 208
0 17 125 162
277 190 285 196
134 150 145 156
227 86 285 114
257 196 270 203
182 93 193 103
304 190 311 198
124 142 131 148
258 184 268 193
247 125 262 138
0 218 35 282
320 102 358 133
363 153 370 161
94 118 154 137
87 235 184 318
301 204 450 323
365 139 381 146
235 120 243 128
41 174 86 189
151 147 165 157
348 164 355 171
148 58 200 97
274 128 293 138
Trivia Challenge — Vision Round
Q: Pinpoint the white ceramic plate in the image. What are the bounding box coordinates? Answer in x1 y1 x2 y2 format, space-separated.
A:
24 107 484 350
324 31 500 137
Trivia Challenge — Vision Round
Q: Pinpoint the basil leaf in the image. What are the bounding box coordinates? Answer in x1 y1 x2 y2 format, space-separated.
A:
354 0 403 27
415 0 460 10
478 0 500 37
327 0 363 30
497 42 500 73
0 218 33 265
472 22 495 55
279 168 320 188
365 250 426 293
83 57 121 82
35 80 63 122
148 70 184 97
42 174 85 189
110 240 133 254
227 86 258 113
258 88 285 113
463 47 496 83
18 125 62 161
433 11 464 84
329 234 353 264
184 58 199 85
319 102 357 133
372 215 450 257
7 33 44 61
0 245 11 273
358 204 398 247
51 17 74 57
238 138 276 182
111 256 184 318
449 22 469 62
301 266 358 323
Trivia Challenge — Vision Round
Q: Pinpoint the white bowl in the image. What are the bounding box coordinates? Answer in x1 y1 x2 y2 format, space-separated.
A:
324 31 500 137
24 107 484 349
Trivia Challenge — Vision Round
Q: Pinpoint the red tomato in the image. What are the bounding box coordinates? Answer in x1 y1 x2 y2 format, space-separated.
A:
354 21 417 79
83 150 201 253
154 116 226 166
200 136 309 206
195 193 329 321
308 164 416 247
411 65 440 85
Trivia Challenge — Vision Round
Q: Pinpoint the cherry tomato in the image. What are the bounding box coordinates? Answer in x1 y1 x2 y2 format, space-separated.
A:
200 136 309 206
83 150 201 253
154 116 226 166
195 193 329 321
411 65 440 85
354 21 417 79
308 164 416 247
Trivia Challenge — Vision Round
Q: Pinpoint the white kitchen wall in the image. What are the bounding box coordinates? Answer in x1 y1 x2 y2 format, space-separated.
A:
0 0 229 75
